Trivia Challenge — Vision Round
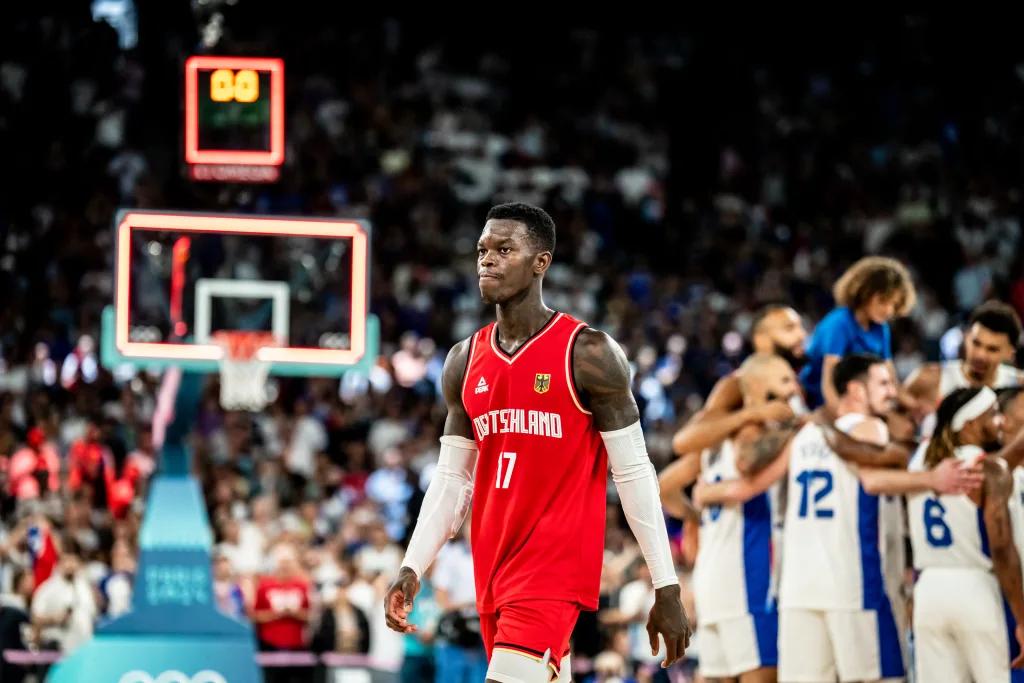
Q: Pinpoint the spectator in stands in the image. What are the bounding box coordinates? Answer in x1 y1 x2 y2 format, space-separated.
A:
251 543 311 651
281 398 327 480
59 336 99 391
62 497 101 559
354 520 402 578
7 427 59 500
600 562 661 679
98 541 135 618
801 257 917 410
365 447 413 541
346 557 404 670
0 567 33 683
237 495 278 574
338 442 371 504
30 549 96 653
433 523 487 683
311 577 370 655
252 544 312 683
367 402 410 465
399 567 441 683
67 421 115 510
585 650 635 683
124 425 156 483
215 517 248 576
212 550 246 621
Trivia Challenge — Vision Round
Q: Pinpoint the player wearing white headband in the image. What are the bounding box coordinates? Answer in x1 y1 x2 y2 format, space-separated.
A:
908 386 1024 682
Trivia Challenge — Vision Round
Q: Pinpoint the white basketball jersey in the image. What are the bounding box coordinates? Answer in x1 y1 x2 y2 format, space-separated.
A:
938 360 1020 398
779 414 894 611
693 439 777 624
922 361 1021 436
907 444 991 571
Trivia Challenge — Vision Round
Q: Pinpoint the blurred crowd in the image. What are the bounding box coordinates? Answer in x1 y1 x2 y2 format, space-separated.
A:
3 7 1024 682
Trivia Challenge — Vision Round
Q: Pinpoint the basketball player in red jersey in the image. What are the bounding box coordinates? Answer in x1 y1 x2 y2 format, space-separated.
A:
384 203 690 682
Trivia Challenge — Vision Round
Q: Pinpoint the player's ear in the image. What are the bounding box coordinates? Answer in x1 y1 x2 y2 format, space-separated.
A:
533 250 552 276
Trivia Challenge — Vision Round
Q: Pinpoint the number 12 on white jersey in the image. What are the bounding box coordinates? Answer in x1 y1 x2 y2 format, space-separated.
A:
496 452 517 489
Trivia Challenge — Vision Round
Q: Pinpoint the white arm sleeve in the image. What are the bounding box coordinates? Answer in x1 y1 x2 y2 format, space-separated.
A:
400 435 477 578
602 420 679 589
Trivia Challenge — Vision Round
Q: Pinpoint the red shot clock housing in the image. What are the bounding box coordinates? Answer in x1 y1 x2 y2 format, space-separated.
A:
184 56 285 182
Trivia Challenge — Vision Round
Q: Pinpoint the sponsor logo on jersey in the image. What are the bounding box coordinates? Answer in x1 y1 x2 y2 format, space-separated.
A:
534 373 551 394
475 377 489 394
472 409 563 440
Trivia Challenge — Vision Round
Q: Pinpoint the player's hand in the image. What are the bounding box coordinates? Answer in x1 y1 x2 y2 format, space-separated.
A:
691 481 711 510
751 400 794 425
1013 624 1024 668
931 457 984 495
646 584 691 669
384 566 420 634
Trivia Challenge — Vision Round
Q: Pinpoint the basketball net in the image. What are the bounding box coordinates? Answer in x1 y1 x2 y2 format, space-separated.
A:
212 331 278 411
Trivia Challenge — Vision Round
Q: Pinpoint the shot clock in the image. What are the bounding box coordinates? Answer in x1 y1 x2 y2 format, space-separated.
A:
184 56 285 182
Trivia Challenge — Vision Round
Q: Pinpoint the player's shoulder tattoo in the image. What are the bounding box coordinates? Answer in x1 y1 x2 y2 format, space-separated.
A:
573 328 640 430
738 420 799 475
572 328 630 397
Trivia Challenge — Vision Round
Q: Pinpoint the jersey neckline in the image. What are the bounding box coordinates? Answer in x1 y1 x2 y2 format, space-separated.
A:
490 311 562 363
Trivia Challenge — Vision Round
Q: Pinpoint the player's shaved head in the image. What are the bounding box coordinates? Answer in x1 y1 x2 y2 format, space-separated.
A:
739 352 798 403
740 353 788 388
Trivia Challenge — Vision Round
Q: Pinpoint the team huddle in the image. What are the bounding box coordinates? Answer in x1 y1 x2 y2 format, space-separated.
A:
666 257 1024 682
383 203 1024 683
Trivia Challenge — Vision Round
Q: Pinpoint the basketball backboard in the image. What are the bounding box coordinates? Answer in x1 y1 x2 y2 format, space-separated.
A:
101 209 378 376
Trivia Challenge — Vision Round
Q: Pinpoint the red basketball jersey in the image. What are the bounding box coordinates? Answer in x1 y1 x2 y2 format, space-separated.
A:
461 312 608 613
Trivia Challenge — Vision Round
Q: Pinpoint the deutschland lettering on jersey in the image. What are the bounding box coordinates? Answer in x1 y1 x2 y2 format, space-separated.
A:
461 312 608 614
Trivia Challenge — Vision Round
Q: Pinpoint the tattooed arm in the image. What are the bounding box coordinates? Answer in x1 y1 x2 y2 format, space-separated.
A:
574 328 691 667
694 441 791 507
574 328 641 430
983 457 1024 666
670 373 794 456
817 418 912 469
734 419 802 476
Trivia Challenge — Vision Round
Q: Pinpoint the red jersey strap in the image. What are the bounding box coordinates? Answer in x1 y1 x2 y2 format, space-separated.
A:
459 328 485 416
460 331 480 400
564 320 592 415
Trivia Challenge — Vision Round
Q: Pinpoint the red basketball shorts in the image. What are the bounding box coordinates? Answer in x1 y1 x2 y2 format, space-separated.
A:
480 599 581 679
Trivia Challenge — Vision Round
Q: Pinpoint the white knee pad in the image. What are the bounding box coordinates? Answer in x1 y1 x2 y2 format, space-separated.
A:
487 648 571 682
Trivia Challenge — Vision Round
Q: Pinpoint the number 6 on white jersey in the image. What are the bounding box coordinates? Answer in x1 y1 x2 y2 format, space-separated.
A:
496 452 517 489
